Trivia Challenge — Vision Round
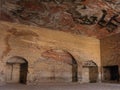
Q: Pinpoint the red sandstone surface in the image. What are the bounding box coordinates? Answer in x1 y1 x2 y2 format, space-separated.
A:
0 0 120 38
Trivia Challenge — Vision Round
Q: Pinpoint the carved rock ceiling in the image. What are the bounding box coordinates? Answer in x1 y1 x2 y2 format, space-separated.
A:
0 0 120 39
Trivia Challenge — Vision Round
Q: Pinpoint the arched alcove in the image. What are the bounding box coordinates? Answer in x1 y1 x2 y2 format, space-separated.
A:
34 49 78 83
82 60 98 83
6 56 28 84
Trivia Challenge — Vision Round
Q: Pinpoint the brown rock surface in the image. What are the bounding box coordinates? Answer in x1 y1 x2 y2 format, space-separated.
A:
0 0 120 38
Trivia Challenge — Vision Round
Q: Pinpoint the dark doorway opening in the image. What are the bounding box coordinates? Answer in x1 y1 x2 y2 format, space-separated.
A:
6 56 28 84
103 65 119 82
72 60 78 82
20 62 28 84
83 61 98 83
89 66 98 83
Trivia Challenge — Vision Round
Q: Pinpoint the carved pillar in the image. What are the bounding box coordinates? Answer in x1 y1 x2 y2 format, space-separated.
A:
82 67 90 83
97 66 102 83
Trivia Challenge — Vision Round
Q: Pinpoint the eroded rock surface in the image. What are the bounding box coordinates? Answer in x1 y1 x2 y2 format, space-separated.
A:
0 0 120 38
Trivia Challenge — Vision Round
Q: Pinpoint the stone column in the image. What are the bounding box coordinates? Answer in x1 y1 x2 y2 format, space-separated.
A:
27 65 34 85
77 65 82 83
82 67 89 83
0 63 6 86
97 66 102 83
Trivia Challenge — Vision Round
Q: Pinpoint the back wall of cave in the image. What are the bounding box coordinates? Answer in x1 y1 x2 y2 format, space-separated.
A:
0 21 100 85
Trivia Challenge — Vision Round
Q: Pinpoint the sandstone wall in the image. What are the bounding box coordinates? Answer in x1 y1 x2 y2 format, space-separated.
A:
100 33 120 82
0 21 100 85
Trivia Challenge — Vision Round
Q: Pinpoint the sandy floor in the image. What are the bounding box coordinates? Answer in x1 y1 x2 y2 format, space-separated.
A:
0 83 120 90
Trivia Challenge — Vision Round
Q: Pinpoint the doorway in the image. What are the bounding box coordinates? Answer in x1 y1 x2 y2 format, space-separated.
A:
89 66 98 82
6 56 28 84
82 61 98 83
72 59 78 82
103 65 119 82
